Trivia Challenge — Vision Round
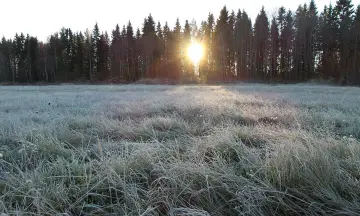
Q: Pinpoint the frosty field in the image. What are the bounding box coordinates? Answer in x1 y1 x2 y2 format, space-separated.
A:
1 84 360 215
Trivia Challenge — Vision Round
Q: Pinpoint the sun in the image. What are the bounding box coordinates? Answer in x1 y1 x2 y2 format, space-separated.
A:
187 42 203 64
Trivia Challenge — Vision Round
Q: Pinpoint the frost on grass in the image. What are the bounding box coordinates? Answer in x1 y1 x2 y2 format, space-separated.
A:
1 84 360 215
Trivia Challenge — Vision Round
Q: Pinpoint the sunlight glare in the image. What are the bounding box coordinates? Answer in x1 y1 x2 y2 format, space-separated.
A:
187 43 203 64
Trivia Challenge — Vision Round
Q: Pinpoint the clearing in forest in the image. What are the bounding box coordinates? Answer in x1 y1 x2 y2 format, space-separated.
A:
0 84 360 215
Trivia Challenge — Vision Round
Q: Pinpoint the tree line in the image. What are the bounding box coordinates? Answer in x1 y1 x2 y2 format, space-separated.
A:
1 0 360 85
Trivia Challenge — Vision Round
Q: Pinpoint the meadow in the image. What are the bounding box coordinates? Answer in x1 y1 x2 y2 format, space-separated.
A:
0 84 360 215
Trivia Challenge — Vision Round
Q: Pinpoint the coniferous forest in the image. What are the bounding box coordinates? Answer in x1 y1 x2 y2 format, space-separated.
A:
1 0 360 85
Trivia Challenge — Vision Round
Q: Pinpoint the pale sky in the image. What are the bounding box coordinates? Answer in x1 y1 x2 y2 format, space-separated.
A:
0 0 357 42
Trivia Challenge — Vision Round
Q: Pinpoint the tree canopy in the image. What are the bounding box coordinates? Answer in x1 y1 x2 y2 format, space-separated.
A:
1 0 360 85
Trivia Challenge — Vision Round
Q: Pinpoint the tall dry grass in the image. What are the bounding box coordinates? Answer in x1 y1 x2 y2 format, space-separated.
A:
0 84 359 215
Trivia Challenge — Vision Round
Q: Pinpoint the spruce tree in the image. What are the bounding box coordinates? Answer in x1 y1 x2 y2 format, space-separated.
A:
283 10 294 81
14 33 26 82
336 0 354 84
25 36 39 82
141 14 157 78
228 10 236 77
110 24 121 81
214 6 230 80
163 22 171 78
277 6 286 78
293 5 306 81
318 4 339 80
234 10 252 80
183 20 192 79
254 7 269 80
75 32 85 80
351 5 360 85
98 32 109 81
269 17 279 80
47 34 60 82
59 28 69 81
92 23 101 80
172 18 182 80
84 29 93 81
0 37 13 82
68 29 76 81
134 28 142 80
205 13 215 80
306 0 318 80
126 21 135 81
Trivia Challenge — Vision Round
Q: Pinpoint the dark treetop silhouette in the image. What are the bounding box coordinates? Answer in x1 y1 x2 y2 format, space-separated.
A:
1 0 359 85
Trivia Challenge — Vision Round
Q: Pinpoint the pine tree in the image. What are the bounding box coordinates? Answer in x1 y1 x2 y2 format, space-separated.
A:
170 18 183 80
198 21 207 79
0 37 13 82
228 10 236 77
156 22 163 39
182 20 193 79
48 34 60 82
350 5 360 85
75 32 85 80
136 28 141 39
59 28 68 81
142 14 156 36
254 7 269 80
24 35 39 82
24 34 31 82
269 17 279 80
235 9 243 79
293 5 307 81
214 6 230 81
141 14 157 78
162 22 171 79
14 33 26 82
92 23 101 80
119 25 127 80
336 0 354 84
277 6 286 78
283 10 294 81
83 29 93 81
191 19 203 79
37 41 47 82
318 4 339 80
134 28 142 80
306 0 318 80
191 19 199 41
110 24 121 81
204 13 215 80
98 32 110 81
155 21 166 78
67 29 76 81
126 22 135 81
184 20 191 42
234 10 252 80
